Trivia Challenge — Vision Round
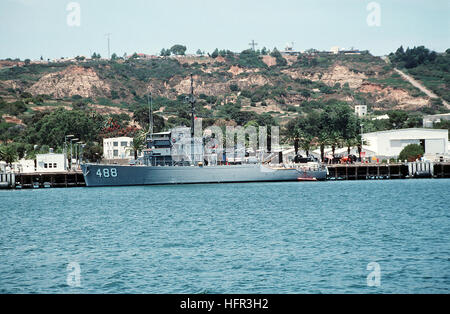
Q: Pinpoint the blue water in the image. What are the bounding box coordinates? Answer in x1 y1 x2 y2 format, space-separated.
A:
0 179 449 294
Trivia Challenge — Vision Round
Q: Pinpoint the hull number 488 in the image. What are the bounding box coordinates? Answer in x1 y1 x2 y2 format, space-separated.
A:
96 168 118 178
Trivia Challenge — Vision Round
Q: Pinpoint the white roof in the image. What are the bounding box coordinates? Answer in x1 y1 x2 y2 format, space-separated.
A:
363 128 448 136
103 136 133 141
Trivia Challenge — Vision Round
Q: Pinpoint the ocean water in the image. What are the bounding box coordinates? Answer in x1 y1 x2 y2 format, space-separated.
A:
0 179 449 294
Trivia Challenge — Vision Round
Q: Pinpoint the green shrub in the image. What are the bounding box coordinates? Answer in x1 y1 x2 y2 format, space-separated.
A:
229 84 240 92
398 144 424 162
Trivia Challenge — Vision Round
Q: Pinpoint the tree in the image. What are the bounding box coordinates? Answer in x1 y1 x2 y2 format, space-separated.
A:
82 142 103 162
0 144 18 166
299 134 313 157
270 48 287 66
229 84 240 92
132 106 165 133
399 144 424 162
73 99 88 110
316 132 330 162
170 45 187 56
237 49 267 68
388 110 408 129
127 132 146 160
389 45 437 69
111 53 118 61
211 48 219 59
160 48 171 57
196 49 203 56
23 108 104 148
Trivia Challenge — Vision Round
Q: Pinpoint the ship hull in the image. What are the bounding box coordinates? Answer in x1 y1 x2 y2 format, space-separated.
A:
81 164 327 187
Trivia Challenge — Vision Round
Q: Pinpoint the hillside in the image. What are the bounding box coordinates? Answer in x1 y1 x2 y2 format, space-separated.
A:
0 48 449 154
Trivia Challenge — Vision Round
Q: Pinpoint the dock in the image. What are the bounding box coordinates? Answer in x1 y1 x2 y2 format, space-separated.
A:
1 162 450 189
326 162 450 180
1 171 86 189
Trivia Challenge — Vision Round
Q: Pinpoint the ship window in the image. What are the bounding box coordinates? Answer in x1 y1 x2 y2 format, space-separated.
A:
54 163 57 168
44 163 48 168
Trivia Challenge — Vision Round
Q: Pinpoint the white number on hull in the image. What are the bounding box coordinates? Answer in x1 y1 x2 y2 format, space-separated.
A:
96 168 118 178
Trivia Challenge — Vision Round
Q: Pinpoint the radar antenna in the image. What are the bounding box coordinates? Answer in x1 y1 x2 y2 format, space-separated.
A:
185 74 196 164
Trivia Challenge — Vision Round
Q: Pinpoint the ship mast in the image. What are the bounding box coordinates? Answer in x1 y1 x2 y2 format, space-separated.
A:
187 74 196 163
147 92 153 140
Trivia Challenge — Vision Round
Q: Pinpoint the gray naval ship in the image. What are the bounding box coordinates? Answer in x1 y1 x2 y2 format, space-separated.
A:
81 76 327 187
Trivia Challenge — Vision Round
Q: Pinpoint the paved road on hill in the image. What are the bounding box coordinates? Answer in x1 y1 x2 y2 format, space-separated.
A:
394 68 450 109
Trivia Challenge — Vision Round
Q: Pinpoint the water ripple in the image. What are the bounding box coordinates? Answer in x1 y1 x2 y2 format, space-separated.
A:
0 179 449 293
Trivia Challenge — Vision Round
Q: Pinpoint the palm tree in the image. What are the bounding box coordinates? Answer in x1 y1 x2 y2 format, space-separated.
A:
299 134 313 157
0 145 18 167
344 137 359 156
329 132 343 159
316 132 330 163
127 133 146 160
356 135 370 162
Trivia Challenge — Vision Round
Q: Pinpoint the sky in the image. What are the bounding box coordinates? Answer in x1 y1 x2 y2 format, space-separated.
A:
0 0 449 60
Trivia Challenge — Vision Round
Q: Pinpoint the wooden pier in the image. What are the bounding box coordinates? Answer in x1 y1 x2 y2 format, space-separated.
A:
326 162 450 180
13 171 86 189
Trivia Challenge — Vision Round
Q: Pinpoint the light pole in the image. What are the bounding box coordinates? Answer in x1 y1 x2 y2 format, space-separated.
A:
147 92 153 137
64 135 74 170
359 124 364 162
79 143 86 165
70 138 79 170
76 141 84 168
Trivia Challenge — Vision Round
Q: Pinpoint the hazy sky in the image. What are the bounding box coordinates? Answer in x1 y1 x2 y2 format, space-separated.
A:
1 0 449 60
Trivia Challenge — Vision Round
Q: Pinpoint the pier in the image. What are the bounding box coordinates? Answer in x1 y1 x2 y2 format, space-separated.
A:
326 162 450 180
1 171 86 189
1 163 450 189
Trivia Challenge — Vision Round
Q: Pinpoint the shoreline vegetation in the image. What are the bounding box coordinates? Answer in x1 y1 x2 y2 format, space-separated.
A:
0 45 449 165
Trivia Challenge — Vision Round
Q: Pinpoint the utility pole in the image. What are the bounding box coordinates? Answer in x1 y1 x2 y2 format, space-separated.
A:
64 135 74 170
105 33 112 59
147 92 153 138
249 40 258 51
186 74 196 164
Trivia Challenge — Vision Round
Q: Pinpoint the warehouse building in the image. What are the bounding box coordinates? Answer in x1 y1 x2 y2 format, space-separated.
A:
362 128 448 160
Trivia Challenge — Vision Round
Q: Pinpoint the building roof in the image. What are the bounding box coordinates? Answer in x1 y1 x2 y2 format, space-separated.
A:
103 136 133 141
423 113 450 119
363 128 448 136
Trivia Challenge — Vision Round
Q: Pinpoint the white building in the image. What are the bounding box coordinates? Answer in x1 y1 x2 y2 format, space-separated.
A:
14 159 35 173
423 113 450 128
330 46 340 54
103 137 134 160
355 105 368 117
362 128 448 159
36 153 66 172
372 114 389 121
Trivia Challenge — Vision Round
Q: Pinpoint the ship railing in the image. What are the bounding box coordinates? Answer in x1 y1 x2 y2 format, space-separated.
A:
283 163 327 172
